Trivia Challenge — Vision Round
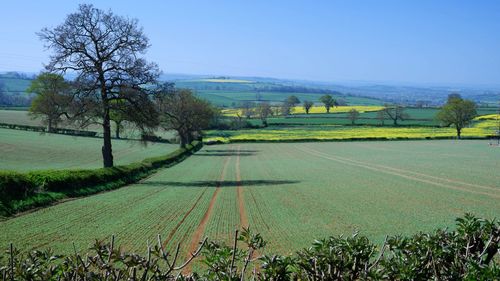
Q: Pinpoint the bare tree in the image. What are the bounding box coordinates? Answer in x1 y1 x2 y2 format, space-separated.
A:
348 109 360 125
376 110 385 125
39 4 160 167
256 102 273 127
240 101 255 119
382 104 409 126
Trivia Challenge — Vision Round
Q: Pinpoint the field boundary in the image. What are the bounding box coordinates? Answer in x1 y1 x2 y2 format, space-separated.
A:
0 141 203 218
205 136 489 145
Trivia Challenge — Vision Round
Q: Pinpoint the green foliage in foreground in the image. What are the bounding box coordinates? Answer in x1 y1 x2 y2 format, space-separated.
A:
0 142 202 217
0 214 498 280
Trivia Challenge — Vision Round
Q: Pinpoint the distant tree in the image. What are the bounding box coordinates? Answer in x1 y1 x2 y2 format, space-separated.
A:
38 4 160 167
319 95 336 113
348 109 360 125
437 95 477 139
286 95 300 107
382 104 409 126
303 100 314 114
280 102 291 116
256 102 273 127
376 110 385 125
241 101 255 119
157 88 215 147
27 73 72 133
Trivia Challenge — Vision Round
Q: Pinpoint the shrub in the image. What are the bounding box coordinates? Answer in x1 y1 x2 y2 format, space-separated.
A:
0 214 498 280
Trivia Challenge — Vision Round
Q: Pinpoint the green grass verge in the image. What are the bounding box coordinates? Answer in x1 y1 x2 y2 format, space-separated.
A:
0 141 202 217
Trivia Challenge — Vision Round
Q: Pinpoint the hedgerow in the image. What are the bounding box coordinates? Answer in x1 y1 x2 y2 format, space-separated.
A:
0 214 498 280
0 141 202 217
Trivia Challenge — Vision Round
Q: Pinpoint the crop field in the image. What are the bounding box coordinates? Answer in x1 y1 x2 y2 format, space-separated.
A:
206 119 498 143
1 140 498 260
0 128 177 171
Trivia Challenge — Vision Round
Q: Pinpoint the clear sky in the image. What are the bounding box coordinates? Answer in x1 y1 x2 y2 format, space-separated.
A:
1 0 499 86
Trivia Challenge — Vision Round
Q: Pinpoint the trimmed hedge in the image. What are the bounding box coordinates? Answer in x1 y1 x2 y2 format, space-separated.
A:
0 122 98 137
0 141 202 217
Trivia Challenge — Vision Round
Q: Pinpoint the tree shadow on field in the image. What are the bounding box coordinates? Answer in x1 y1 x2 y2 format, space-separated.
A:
139 180 300 188
195 149 259 157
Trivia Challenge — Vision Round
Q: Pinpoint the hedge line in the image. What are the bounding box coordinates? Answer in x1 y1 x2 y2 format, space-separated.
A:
0 122 98 137
204 136 490 145
0 141 202 217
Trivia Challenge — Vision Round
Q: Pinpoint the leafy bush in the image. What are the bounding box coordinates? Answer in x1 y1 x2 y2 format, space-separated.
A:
0 141 202 216
1 214 498 280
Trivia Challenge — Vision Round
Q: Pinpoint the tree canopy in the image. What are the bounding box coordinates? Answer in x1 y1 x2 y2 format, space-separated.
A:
319 95 336 113
437 94 477 138
303 100 314 114
157 87 215 147
38 4 160 167
27 73 72 132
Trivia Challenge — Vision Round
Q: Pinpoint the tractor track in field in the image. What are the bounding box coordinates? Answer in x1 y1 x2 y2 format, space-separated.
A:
236 145 249 228
297 145 500 199
162 188 209 248
183 154 231 273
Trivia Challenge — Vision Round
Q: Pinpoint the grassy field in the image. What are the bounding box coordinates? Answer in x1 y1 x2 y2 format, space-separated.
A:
0 128 178 171
1 140 498 259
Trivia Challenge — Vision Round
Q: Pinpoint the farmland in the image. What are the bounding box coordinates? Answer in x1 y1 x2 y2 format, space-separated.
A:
0 128 177 171
1 140 498 258
206 118 498 143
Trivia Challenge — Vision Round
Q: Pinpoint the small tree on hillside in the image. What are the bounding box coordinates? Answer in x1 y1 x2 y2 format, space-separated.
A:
303 100 314 114
280 102 291 116
256 102 273 127
157 88 215 147
27 73 72 132
286 95 300 113
383 104 409 126
348 109 360 125
437 94 477 139
241 101 255 119
320 95 336 113
376 110 385 125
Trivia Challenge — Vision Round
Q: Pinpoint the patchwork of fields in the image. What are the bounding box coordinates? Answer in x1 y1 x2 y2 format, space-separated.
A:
1 140 498 259
0 128 177 171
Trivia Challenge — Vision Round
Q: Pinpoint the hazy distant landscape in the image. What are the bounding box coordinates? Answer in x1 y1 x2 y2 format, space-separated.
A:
1 1 499 280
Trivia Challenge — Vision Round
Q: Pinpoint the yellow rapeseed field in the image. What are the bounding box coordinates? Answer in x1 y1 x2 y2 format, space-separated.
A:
206 120 496 143
475 114 500 120
221 105 384 117
291 105 384 114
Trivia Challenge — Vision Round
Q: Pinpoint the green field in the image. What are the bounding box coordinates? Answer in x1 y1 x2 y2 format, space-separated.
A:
1 140 498 257
0 128 177 171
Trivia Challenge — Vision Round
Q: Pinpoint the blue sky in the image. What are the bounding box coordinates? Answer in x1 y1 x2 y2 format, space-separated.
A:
1 0 500 86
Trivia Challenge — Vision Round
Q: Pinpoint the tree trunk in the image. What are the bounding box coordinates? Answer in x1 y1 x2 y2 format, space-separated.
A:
457 127 461 139
393 118 398 126
180 135 187 148
115 122 120 139
47 119 53 133
102 113 114 167
326 107 330 113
